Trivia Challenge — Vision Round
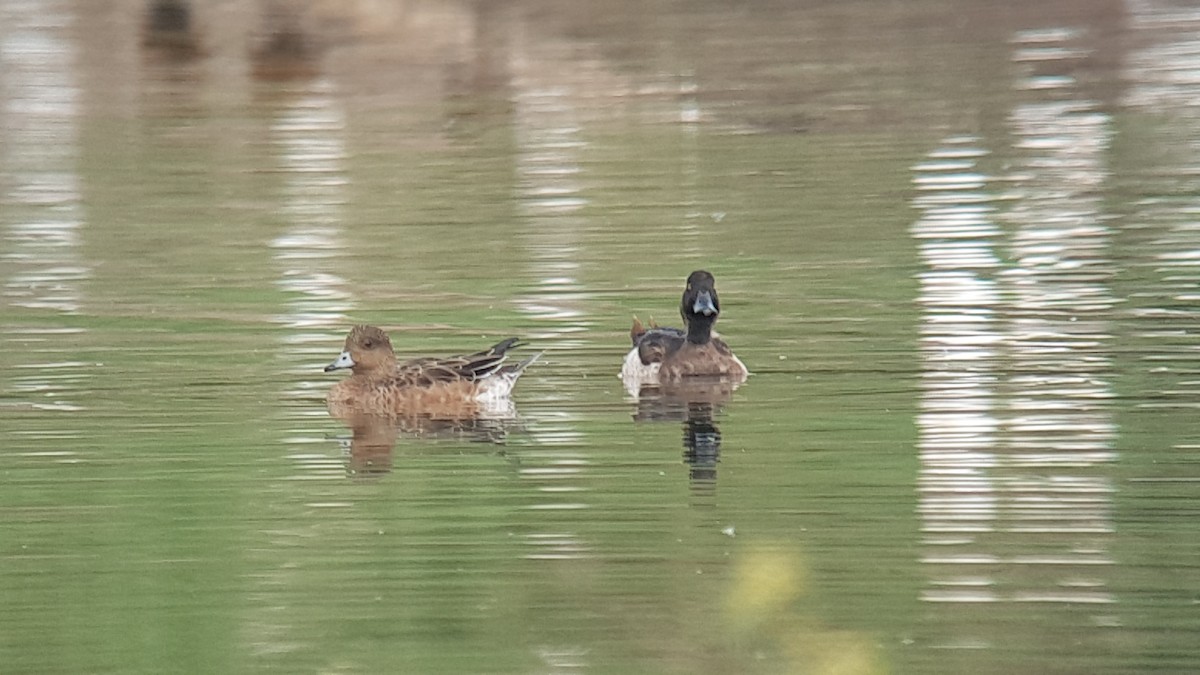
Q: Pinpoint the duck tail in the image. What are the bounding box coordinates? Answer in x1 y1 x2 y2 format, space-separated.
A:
631 315 646 345
502 350 542 377
478 350 541 402
488 337 522 356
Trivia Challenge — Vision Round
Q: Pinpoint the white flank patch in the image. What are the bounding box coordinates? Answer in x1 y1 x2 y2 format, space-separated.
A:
619 347 660 397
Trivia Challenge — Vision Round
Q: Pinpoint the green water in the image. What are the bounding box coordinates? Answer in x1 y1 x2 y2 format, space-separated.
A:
2 1 1199 673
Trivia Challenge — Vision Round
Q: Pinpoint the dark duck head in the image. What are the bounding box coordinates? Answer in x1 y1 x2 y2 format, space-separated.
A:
680 270 721 344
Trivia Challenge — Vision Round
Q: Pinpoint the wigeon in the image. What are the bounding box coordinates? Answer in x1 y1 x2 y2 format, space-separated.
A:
324 325 539 417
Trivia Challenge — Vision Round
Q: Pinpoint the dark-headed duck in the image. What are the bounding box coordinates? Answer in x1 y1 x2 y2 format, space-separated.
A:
621 270 748 391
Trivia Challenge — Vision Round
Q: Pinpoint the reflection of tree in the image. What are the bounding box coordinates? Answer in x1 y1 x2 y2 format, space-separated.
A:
251 4 321 83
141 0 201 62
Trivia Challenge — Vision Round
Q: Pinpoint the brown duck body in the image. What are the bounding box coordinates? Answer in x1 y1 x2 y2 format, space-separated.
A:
659 337 747 381
327 368 504 418
325 326 536 418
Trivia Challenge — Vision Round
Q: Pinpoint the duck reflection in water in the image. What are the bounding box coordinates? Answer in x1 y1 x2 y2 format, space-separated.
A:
621 271 749 485
323 325 539 476
329 410 522 477
632 383 732 485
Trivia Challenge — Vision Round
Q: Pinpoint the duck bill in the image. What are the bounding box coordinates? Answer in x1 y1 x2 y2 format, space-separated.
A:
324 351 355 372
692 290 717 316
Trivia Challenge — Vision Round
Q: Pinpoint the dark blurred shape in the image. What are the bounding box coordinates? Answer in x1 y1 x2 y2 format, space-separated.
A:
631 378 737 489
141 0 201 62
682 402 721 485
252 28 319 82
443 1 514 135
252 6 320 82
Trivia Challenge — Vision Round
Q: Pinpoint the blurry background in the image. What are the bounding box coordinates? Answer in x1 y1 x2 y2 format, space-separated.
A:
2 0 1199 673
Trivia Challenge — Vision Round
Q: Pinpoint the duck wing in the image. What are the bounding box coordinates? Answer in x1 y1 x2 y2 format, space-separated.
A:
391 338 523 387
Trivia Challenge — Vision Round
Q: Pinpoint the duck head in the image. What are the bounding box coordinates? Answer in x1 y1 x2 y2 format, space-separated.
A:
680 270 720 344
324 325 397 375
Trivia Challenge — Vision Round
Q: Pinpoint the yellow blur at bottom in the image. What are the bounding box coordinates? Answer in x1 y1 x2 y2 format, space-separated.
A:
725 544 887 675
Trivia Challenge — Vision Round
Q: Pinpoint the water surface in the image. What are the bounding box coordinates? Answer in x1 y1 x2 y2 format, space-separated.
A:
2 1 1199 673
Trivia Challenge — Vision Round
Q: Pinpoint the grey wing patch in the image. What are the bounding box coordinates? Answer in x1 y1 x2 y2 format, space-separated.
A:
636 327 685 365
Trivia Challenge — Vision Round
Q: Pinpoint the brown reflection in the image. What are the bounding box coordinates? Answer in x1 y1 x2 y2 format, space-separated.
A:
328 404 522 479
631 379 737 488
331 410 398 477
138 1 204 97
251 5 321 83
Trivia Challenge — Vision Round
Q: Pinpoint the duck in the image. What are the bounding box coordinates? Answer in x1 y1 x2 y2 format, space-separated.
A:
620 270 748 389
324 325 539 418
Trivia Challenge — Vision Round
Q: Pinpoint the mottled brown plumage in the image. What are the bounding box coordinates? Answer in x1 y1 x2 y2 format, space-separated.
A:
325 325 537 418
659 338 746 380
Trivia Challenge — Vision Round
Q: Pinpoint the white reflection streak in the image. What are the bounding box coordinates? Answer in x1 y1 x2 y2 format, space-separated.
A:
915 29 1118 615
509 38 592 423
252 79 352 657
268 79 352 410
1002 34 1116 607
0 0 88 416
511 87 589 344
1123 0 1200 413
508 31 597 574
913 137 1003 601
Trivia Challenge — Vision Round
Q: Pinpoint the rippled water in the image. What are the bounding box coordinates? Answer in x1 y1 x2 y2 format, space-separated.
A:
2 1 1200 673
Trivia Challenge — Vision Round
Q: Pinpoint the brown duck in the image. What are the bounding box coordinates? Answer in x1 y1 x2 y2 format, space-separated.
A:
324 325 539 418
